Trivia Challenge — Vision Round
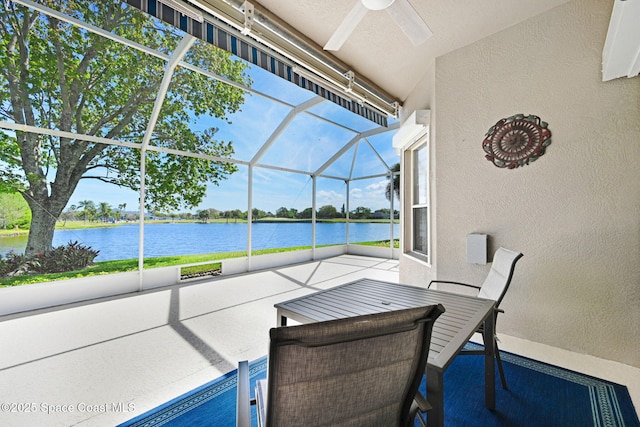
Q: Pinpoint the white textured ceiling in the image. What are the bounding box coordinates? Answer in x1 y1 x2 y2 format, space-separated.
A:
253 0 572 102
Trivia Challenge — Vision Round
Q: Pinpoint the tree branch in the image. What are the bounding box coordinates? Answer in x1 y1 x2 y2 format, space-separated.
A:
47 16 72 133
88 83 159 138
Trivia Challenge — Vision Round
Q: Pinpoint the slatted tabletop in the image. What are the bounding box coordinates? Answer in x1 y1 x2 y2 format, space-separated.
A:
274 278 495 372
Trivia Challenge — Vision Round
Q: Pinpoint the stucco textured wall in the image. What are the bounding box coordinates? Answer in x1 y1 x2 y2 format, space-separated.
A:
401 0 640 367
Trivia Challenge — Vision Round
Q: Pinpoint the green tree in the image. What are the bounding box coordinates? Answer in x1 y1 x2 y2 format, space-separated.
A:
276 207 290 218
197 209 209 223
318 205 338 219
351 206 372 219
178 212 193 220
77 200 96 223
0 1 250 255
230 209 244 222
297 207 314 219
117 203 127 220
98 202 112 222
252 208 266 220
206 208 220 219
0 192 31 229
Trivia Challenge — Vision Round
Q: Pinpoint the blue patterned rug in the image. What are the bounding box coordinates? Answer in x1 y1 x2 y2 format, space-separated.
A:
119 345 639 426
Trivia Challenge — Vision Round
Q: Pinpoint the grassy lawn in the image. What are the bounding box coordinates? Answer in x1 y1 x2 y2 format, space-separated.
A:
0 240 399 288
0 221 123 237
0 228 29 237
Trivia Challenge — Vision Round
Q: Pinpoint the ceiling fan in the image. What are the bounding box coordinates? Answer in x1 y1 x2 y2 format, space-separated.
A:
324 0 432 51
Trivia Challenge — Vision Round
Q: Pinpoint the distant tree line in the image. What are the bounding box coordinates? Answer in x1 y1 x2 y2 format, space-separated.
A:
56 201 133 224
0 192 399 230
57 202 399 224
195 205 398 222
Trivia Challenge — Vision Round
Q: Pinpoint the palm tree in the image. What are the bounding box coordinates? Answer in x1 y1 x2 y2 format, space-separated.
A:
117 203 127 221
77 200 96 223
385 163 401 202
98 202 112 222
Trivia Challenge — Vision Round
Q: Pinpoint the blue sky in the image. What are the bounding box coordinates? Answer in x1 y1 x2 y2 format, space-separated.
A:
68 44 399 215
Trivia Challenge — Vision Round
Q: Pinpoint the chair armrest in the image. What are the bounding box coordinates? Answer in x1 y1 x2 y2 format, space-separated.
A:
413 391 432 412
410 391 431 426
428 280 481 291
236 361 251 427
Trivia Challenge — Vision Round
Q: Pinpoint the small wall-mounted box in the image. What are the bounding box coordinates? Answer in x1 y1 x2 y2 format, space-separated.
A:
467 234 487 264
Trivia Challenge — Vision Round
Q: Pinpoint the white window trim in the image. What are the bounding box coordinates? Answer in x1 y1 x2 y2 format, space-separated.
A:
395 109 430 265
408 135 430 264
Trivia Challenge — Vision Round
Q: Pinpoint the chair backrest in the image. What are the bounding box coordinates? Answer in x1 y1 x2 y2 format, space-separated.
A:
477 247 523 305
263 304 445 427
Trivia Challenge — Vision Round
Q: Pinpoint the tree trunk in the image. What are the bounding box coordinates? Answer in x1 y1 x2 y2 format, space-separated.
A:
24 195 67 256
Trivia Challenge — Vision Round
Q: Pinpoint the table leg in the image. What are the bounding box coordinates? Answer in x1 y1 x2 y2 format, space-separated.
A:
426 366 444 427
483 313 496 410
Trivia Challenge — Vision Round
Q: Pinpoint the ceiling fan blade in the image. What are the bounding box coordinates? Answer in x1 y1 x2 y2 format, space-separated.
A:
324 1 369 51
386 0 432 46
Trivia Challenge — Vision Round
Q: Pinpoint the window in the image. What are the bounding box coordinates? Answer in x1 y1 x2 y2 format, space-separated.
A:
411 141 429 261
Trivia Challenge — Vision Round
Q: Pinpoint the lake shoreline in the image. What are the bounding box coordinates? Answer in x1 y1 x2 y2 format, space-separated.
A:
0 217 399 238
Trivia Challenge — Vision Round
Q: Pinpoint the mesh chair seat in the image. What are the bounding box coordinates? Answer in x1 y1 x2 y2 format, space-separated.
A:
237 304 444 427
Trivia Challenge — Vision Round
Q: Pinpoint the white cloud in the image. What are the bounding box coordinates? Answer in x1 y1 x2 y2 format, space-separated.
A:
364 180 389 200
317 190 344 206
366 180 387 192
348 178 393 210
349 188 363 199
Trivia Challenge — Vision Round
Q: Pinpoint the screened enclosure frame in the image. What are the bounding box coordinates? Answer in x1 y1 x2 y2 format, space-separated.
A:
1 0 400 289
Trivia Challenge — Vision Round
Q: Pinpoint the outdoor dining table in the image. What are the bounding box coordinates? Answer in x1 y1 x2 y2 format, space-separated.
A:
274 278 497 427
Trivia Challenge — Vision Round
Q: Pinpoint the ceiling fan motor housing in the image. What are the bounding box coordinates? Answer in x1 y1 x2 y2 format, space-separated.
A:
361 0 396 11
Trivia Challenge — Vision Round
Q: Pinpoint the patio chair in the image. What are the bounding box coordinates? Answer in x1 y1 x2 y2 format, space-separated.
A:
428 246 523 389
236 304 445 427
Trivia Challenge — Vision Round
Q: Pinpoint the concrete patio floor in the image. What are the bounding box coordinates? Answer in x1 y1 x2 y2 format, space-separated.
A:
0 254 638 426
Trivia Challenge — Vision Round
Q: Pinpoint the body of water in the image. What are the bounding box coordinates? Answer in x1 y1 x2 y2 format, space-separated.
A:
0 222 399 262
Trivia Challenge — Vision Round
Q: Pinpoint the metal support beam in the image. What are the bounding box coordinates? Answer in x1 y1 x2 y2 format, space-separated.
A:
346 172 393 181
348 140 360 181
140 35 196 151
312 175 317 258
363 137 391 171
346 180 350 245
247 164 253 270
314 122 399 176
138 35 195 290
0 121 142 150
250 96 325 165
138 149 146 290
389 170 396 258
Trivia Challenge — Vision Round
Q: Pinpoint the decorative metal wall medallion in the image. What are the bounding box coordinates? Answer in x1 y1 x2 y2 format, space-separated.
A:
482 114 552 169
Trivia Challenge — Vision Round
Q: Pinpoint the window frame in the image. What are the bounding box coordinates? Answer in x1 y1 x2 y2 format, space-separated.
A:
408 137 430 264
